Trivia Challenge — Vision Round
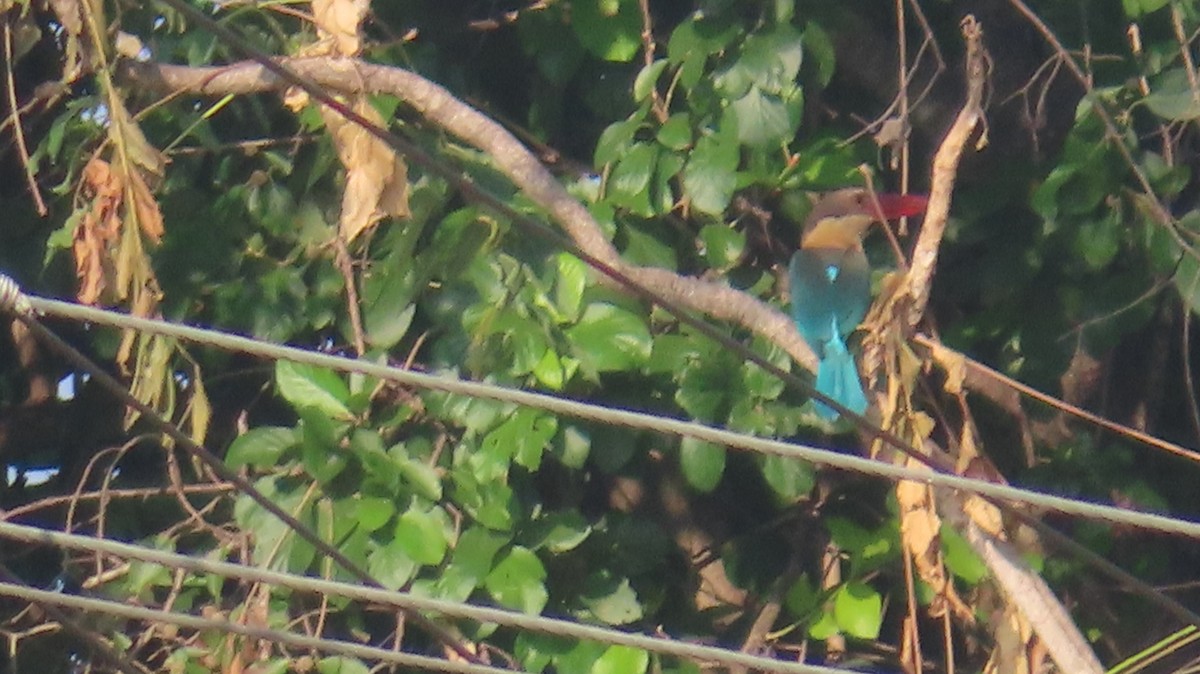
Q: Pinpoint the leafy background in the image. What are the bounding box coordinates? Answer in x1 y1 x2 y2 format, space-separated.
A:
3 0 1200 672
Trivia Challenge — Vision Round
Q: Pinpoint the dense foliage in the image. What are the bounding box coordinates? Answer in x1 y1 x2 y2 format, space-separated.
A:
3 0 1200 672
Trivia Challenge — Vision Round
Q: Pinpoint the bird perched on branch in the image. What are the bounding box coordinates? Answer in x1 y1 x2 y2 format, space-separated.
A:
788 188 928 420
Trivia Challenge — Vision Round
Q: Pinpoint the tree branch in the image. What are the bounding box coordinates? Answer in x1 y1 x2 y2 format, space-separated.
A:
902 15 986 327
118 57 818 371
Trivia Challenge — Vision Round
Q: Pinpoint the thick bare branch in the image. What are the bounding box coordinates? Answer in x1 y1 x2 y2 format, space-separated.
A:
902 16 987 327
118 57 818 370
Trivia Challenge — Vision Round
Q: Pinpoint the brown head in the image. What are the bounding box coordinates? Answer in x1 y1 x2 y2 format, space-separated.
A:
800 188 928 250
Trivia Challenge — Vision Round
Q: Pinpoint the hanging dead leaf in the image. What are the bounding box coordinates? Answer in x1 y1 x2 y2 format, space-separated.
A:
46 0 85 81
282 86 310 112
896 471 974 623
73 158 124 305
187 360 212 446
116 282 162 373
323 98 410 241
129 170 164 242
983 602 1043 674
108 95 167 177
312 0 370 56
929 341 967 394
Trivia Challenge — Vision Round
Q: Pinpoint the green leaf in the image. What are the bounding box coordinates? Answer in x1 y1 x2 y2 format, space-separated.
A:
621 220 679 269
592 645 649 674
634 59 669 102
355 496 395 533
808 606 839 640
1076 210 1121 270
683 128 739 215
275 361 353 420
833 581 883 639
558 642 609 674
1170 212 1200 315
608 142 659 216
553 424 592 469
656 113 693 151
760 454 815 502
679 437 725 492
727 85 800 148
941 523 988 584
481 408 558 472
225 427 297 469
361 264 417 349
350 428 400 490
1144 70 1200 121
1123 0 1171 17
485 546 548 614
698 223 746 269
454 464 515 531
524 510 592 553
566 302 653 372
394 507 449 566
784 574 820 618
582 573 644 625
554 252 588 321
299 409 350 484
317 656 370 674
394 453 443 501
532 349 568 391
802 23 836 87
571 0 642 62
595 117 642 168
453 526 512 580
714 25 803 97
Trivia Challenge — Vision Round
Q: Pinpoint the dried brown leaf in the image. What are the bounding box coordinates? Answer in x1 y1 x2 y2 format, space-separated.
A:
129 170 164 242
73 159 124 305
983 603 1041 674
929 341 967 394
188 362 212 446
108 96 166 177
324 99 410 241
312 0 369 56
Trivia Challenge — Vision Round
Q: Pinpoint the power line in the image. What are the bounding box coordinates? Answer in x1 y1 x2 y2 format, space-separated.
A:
0 581 519 674
0 519 848 674
0 281 483 666
24 294 1200 541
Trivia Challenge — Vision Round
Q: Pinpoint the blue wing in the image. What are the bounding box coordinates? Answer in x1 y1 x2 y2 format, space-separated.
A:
788 248 871 419
787 248 870 356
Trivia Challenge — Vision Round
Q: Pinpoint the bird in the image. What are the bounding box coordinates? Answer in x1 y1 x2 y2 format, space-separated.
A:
788 188 928 420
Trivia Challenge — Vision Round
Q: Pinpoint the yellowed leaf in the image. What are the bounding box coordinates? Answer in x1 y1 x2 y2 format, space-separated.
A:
129 170 164 242
125 333 173 429
282 86 310 112
983 603 1041 674
108 96 166 177
189 362 212 446
117 285 161 374
311 0 369 56
324 99 410 241
929 341 967 394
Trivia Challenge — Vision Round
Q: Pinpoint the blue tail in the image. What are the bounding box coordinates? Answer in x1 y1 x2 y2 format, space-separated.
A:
813 339 868 421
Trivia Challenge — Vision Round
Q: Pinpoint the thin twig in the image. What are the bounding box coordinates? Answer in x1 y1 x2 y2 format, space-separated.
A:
1009 0 1179 238
2 20 47 216
637 0 668 123
915 333 1200 465
333 234 367 356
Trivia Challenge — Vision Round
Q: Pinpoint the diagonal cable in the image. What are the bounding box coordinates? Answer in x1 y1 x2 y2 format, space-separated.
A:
20 294 1200 541
0 520 845 674
0 283 481 665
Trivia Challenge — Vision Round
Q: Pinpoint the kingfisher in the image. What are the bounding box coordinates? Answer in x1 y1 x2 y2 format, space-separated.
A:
788 189 928 420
